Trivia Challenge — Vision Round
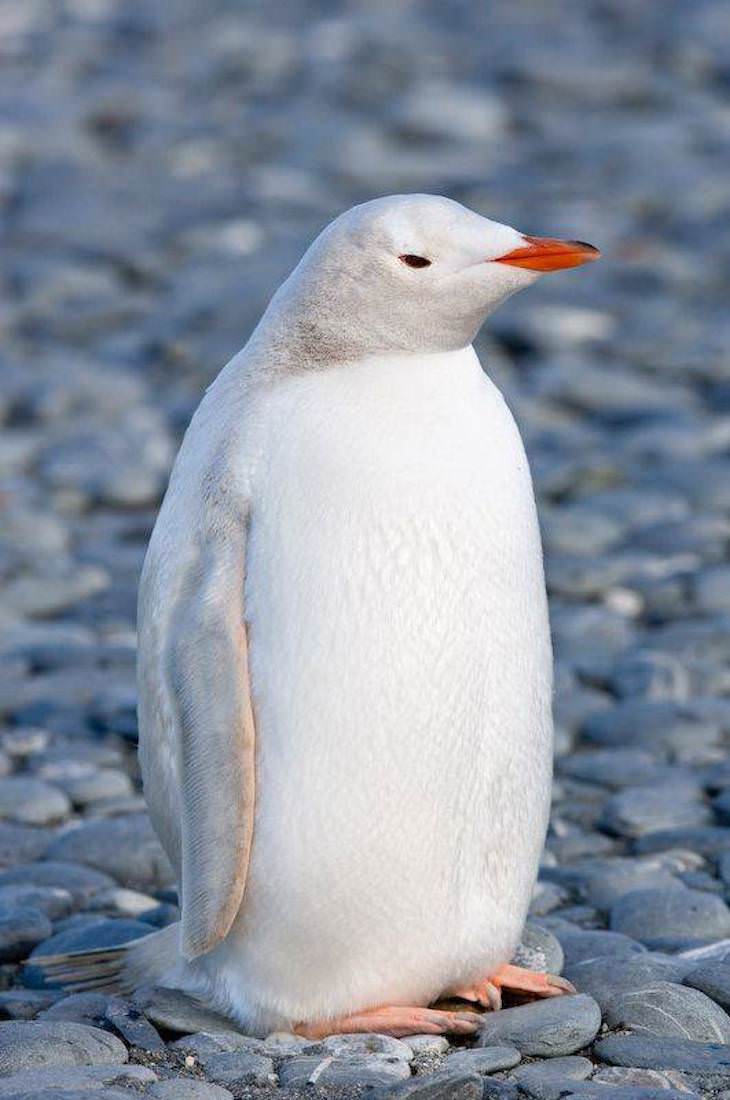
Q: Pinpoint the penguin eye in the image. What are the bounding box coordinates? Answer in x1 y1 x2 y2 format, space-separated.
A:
399 254 432 269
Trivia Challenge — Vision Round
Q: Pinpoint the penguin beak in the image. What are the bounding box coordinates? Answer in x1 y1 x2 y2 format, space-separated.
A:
495 235 600 272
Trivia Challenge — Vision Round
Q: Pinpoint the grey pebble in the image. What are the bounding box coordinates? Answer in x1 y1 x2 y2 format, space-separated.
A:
0 862 115 901
610 886 730 950
44 815 174 892
370 1070 483 1100
557 930 646 967
0 777 70 826
684 962 730 1013
318 1032 414 1059
594 1033 730 1076
508 1056 593 1100
39 993 110 1027
0 884 73 921
477 993 601 1056
278 1053 412 1088
563 954 692 1014
147 1081 234 1100
604 980 730 1042
599 785 711 838
0 1065 156 1098
0 907 52 962
202 1050 275 1087
135 987 240 1036
446 1044 521 1073
0 1020 128 1073
0 990 61 1021
512 922 565 974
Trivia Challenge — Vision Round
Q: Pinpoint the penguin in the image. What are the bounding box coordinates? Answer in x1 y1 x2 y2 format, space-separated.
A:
38 195 599 1038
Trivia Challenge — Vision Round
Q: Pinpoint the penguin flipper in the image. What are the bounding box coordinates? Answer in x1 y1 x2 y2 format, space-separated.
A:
167 523 256 961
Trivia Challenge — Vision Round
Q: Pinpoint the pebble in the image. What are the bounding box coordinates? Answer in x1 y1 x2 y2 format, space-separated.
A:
0 862 115 901
594 1034 730 1076
44 815 175 891
147 1081 234 1100
0 777 70 826
563 955 692 1014
604 980 730 1042
610 887 730 950
446 1045 522 1073
0 1020 128 1073
0 1065 157 1098
0 884 73 921
477 993 601 1056
371 1071 483 1100
278 1053 412 1088
135 987 241 1036
202 1050 275 1087
508 1056 594 1100
0 908 52 963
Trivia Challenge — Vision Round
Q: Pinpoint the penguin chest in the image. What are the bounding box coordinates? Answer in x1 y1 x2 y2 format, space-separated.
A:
240 352 553 989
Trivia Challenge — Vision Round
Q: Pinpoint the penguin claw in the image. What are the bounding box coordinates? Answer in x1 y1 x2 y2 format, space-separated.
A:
295 1004 481 1039
490 963 576 999
443 964 575 1009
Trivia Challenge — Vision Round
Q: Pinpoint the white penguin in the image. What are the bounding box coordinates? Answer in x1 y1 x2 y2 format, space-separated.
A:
39 195 598 1038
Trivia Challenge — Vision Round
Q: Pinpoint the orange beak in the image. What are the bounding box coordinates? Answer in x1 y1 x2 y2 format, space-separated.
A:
495 235 600 272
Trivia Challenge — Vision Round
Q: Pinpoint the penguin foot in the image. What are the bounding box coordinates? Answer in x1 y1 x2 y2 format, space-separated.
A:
295 1004 481 1039
446 963 575 1009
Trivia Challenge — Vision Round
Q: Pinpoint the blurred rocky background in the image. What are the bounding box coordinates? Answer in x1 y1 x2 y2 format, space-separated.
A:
2 0 730 1096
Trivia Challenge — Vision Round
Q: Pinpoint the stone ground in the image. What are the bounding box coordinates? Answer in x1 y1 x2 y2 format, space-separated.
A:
2 0 730 1096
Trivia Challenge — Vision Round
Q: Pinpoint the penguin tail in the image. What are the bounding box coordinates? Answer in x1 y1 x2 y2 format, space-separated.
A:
31 923 180 995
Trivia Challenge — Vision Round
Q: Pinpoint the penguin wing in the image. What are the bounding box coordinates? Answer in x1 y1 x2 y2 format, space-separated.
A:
168 523 256 960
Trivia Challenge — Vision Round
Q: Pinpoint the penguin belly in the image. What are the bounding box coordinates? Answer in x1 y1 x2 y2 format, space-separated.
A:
198 350 553 1034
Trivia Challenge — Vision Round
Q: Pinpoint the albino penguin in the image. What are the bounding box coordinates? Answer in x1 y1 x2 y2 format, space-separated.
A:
39 195 599 1037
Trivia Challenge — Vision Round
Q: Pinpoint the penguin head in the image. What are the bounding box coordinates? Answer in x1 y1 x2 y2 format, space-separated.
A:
271 194 599 360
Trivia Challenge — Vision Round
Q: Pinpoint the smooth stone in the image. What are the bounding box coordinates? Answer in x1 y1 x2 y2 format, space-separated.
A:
370 1070 483 1099
0 1065 156 1098
30 917 150 962
319 1033 414 1059
402 1034 450 1055
568 1088 695 1100
147 1081 233 1100
477 993 601 1055
40 993 109 1027
0 884 73 921
581 701 720 753
0 777 71 826
604 980 730 1042
446 1045 521 1073
576 859 683 910
202 1050 275 1087
55 768 133 807
557 930 646 967
0 824 53 867
171 1031 263 1058
261 1031 315 1055
599 786 711 838
564 955 692 1013
278 1053 412 1088
0 908 52 962
610 887 730 949
594 1034 730 1075
44 815 174 891
135 987 240 1035
84 887 160 919
0 862 115 901
558 749 678 791
0 991 61 1021
509 1056 593 1097
635 827 730 858
0 1020 128 1073
513 922 564 974
684 961 730 1011
592 1066 697 1091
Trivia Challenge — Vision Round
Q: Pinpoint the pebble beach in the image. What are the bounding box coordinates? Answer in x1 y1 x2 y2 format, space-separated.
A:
2 0 730 1097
